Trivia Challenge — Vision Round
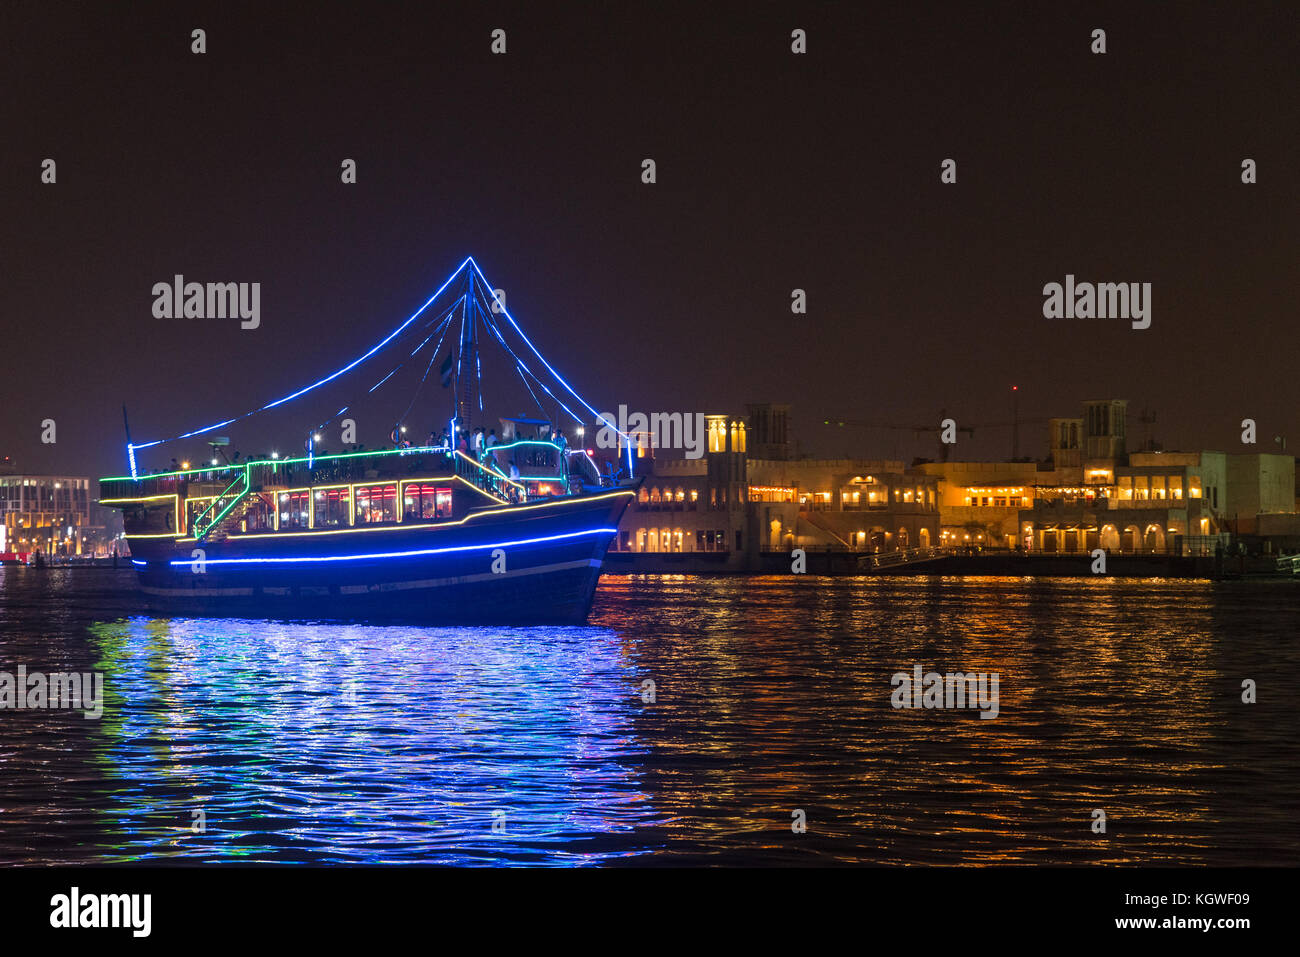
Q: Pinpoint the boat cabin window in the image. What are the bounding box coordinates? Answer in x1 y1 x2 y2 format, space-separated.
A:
280 491 311 530
186 498 214 533
355 484 398 524
403 483 453 521
243 493 275 532
314 488 350 527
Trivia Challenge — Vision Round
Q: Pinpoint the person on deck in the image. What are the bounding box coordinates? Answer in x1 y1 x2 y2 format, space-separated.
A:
554 431 568 476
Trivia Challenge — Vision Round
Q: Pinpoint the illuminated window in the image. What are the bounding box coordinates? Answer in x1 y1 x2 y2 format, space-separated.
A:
731 422 746 453
708 419 726 453
403 484 452 522
281 491 310 530
242 493 275 532
313 488 350 527
689 489 699 502
355 484 397 524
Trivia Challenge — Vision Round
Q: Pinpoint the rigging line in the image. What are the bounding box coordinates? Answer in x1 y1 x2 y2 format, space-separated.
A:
470 273 588 429
471 294 484 413
313 406 350 434
367 365 401 394
469 287 546 418
328 294 461 440
477 297 569 419
137 256 474 448
516 364 546 419
476 295 583 426
305 301 455 444
397 303 457 426
469 258 626 439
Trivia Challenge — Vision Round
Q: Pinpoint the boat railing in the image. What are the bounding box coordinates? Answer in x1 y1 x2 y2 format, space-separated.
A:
247 447 455 490
99 466 237 502
453 450 528 501
191 471 251 540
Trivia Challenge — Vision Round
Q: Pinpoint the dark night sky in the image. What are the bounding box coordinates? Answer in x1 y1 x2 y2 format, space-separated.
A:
2 1 1296 477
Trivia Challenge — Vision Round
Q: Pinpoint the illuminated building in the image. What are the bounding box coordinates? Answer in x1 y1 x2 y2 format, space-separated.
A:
0 469 116 558
611 411 941 567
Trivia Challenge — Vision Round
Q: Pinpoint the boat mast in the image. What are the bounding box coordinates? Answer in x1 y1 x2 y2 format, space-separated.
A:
456 267 477 429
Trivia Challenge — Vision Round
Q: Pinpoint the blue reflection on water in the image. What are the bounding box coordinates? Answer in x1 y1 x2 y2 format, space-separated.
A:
86 617 658 864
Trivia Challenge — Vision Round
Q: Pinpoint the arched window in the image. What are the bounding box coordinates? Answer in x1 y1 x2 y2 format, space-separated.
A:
731 422 747 453
709 420 726 453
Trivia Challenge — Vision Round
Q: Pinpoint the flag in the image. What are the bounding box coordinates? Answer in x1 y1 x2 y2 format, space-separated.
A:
439 352 454 388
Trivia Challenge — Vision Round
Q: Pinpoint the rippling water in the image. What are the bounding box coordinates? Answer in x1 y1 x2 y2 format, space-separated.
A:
0 567 1296 865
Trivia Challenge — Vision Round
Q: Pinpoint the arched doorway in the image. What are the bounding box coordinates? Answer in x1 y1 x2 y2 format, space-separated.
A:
1100 524 1120 551
1123 526 1140 552
1143 524 1165 553
896 527 909 549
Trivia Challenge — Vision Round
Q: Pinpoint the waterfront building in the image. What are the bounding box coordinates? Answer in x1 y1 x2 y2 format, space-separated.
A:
611 413 941 568
1012 401 1293 555
630 400 1300 563
0 470 105 556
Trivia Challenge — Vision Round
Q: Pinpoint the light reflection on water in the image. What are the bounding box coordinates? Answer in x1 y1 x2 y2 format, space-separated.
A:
0 568 1297 865
84 618 655 864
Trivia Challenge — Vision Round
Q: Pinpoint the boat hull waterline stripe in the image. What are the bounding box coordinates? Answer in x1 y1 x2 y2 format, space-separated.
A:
162 527 617 566
140 558 603 598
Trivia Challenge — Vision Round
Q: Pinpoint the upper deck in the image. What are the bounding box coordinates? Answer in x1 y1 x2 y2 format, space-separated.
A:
100 441 607 543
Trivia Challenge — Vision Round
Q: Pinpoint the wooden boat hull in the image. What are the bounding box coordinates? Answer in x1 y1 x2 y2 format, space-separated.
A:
122 488 634 624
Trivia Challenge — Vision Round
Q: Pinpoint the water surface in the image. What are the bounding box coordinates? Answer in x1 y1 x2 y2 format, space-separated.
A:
0 567 1295 865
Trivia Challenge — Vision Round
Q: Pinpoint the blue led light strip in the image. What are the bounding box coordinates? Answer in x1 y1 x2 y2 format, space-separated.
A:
470 258 630 442
132 257 474 450
473 282 583 426
166 526 617 566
